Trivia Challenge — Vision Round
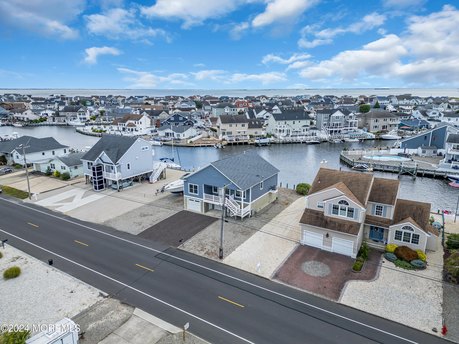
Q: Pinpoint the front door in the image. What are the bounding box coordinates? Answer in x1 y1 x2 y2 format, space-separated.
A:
369 226 385 242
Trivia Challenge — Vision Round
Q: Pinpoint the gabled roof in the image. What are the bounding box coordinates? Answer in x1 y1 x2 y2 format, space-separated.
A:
368 178 399 205
309 168 373 206
219 114 248 124
392 199 435 235
57 152 85 167
272 110 309 121
210 152 279 190
300 208 361 235
0 136 68 154
81 135 137 163
322 182 364 208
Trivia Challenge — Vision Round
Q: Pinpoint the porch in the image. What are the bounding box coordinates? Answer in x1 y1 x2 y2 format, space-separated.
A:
364 224 388 249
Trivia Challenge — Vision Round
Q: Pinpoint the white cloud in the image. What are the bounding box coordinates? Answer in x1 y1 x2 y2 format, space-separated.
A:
84 47 121 65
230 22 250 40
141 0 250 28
383 0 425 8
192 70 227 81
298 12 386 48
86 8 170 41
252 0 319 28
118 68 192 88
229 72 287 84
0 0 83 39
298 5 459 86
262 53 310 65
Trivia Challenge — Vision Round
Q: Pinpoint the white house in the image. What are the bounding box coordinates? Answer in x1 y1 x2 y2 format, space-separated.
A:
34 152 85 178
265 110 313 137
157 124 198 140
112 114 153 135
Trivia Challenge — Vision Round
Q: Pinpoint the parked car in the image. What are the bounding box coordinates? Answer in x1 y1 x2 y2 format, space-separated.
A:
0 167 13 174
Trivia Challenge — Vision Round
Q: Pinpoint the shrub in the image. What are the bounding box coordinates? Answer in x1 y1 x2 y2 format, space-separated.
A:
0 251 2 259
410 259 426 269
0 155 6 165
295 183 311 196
394 259 414 270
45 166 52 176
385 243 398 253
60 172 70 180
352 259 364 271
445 251 459 278
0 330 30 343
358 241 370 261
3 266 21 279
53 170 61 178
446 233 459 250
416 249 427 262
14 164 22 169
394 246 418 262
384 252 397 262
359 104 371 113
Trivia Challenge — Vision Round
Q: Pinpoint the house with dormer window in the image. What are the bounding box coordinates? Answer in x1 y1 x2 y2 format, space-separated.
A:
299 168 438 257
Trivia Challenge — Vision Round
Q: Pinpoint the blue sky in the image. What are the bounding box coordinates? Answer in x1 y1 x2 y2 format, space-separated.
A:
0 0 458 89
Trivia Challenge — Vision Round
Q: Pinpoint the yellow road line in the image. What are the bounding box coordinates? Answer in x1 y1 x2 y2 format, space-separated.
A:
135 263 154 272
74 240 89 247
27 222 39 228
218 296 245 308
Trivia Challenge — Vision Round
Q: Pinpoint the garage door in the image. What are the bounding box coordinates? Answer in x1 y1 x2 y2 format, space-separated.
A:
302 231 323 249
187 198 202 213
332 237 354 257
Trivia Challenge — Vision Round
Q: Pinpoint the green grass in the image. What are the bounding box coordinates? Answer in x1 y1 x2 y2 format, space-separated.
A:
0 185 29 199
0 330 30 344
3 266 21 279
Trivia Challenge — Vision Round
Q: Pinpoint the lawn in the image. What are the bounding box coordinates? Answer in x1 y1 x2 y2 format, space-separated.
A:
0 185 29 199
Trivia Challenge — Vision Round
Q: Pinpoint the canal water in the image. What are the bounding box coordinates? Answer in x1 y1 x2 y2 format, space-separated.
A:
1 125 456 212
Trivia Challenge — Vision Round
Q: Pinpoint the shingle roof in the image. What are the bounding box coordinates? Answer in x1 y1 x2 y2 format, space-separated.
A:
392 199 435 234
359 111 399 119
322 182 364 208
81 135 137 163
57 152 85 167
210 152 279 189
309 168 373 206
447 134 459 144
273 110 309 121
368 178 399 205
0 136 68 154
300 208 361 235
219 114 248 124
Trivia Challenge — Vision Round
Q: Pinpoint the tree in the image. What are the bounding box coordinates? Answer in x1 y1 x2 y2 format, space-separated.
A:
296 183 311 195
374 101 380 108
194 101 203 109
359 104 371 113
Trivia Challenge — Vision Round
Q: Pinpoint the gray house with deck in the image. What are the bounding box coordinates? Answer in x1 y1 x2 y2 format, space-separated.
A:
183 153 279 219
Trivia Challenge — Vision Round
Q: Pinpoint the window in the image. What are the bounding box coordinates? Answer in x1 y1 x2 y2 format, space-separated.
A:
235 190 243 198
189 183 198 195
333 200 355 219
347 208 355 218
395 230 402 241
212 186 218 194
50 163 55 169
127 163 131 170
394 225 420 245
375 205 383 216
338 200 349 205
64 149 67 153
87 162 92 169
403 231 411 242
332 204 339 215
52 151 55 155
61 166 66 170
42 152 45 156
260 181 263 190
412 234 420 245
317 202 324 209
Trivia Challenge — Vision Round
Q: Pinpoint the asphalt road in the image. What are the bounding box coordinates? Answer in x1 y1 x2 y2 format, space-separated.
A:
0 197 449 344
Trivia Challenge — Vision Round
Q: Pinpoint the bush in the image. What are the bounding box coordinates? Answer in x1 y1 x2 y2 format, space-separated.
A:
385 243 398 253
394 259 415 270
60 172 70 180
394 246 418 262
3 266 21 279
416 249 427 262
445 251 459 278
0 330 30 344
446 233 459 250
352 259 364 271
0 251 2 259
53 170 61 178
359 104 371 113
0 155 6 165
14 164 22 169
384 252 397 262
410 259 426 269
45 166 52 176
296 183 311 196
358 241 370 261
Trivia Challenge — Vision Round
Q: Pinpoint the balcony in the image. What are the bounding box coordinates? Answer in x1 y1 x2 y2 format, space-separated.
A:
204 193 223 204
103 171 122 180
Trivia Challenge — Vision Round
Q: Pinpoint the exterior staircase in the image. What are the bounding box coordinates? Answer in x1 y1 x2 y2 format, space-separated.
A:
225 196 251 219
150 162 167 183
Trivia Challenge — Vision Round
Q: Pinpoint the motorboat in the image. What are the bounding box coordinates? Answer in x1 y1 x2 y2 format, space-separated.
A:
254 138 271 146
449 181 459 188
352 164 373 172
343 138 359 142
67 120 86 127
12 122 24 127
447 174 459 182
381 130 401 140
159 157 181 169
305 138 321 144
163 179 184 193
150 139 163 146
328 138 343 143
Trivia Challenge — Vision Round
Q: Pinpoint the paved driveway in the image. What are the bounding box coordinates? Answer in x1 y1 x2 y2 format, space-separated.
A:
274 245 381 300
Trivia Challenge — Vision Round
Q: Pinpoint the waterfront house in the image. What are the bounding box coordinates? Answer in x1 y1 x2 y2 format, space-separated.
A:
315 109 358 137
211 102 239 117
441 133 459 170
60 106 88 122
400 123 457 151
441 111 459 126
0 136 69 166
161 113 195 127
113 114 153 135
357 110 400 133
265 110 312 137
183 153 279 219
300 168 437 257
81 135 154 191
157 124 197 140
34 152 85 178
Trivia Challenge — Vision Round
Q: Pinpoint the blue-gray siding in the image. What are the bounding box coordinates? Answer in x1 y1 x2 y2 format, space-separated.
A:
401 126 448 149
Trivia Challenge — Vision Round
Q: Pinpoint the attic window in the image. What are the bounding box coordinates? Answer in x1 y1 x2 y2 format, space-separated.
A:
338 200 349 206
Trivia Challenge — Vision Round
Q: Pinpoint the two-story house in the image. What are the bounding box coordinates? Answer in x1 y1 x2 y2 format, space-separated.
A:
0 136 69 166
315 109 358 137
265 110 312 137
157 124 198 140
183 153 279 219
112 114 152 135
217 114 252 140
357 110 400 133
300 168 438 257
81 135 155 191
442 133 459 169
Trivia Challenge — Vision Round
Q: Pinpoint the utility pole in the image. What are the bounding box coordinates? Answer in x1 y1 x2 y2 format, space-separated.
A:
219 185 227 260
454 195 459 223
17 144 31 200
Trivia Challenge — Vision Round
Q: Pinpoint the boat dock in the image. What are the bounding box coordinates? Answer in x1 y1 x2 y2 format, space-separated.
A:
340 149 453 179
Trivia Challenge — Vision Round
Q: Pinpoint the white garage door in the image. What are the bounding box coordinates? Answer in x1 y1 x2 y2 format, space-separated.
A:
187 198 202 213
332 237 354 257
302 231 323 249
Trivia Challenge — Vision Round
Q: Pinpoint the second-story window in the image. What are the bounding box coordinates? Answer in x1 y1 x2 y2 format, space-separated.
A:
375 205 384 216
189 183 198 195
317 201 324 209
127 163 131 170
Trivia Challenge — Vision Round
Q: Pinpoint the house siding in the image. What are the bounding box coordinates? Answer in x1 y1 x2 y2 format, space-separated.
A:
117 139 154 178
387 223 428 252
184 165 230 199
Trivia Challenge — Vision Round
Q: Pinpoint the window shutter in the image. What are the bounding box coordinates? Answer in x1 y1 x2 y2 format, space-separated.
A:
382 206 387 217
328 203 333 214
371 204 376 215
354 208 359 220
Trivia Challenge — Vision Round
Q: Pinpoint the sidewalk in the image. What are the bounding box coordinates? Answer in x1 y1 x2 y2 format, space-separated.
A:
223 197 304 278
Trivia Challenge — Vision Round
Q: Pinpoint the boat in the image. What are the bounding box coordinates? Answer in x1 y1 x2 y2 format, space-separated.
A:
449 181 459 188
150 139 163 146
447 174 459 182
343 138 359 142
352 164 373 172
305 138 321 144
159 157 181 169
328 138 343 143
381 130 401 140
163 179 184 193
67 120 86 127
214 143 224 149
254 138 271 146
12 123 24 127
